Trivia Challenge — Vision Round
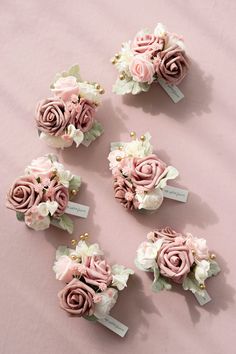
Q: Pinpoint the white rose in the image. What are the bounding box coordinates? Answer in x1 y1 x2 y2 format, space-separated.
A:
136 239 163 270
136 188 164 210
25 210 50 231
123 132 153 158
111 264 134 290
194 260 210 284
77 82 101 104
94 288 118 319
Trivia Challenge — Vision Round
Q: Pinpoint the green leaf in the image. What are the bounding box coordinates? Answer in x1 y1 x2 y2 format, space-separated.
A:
16 212 25 221
50 64 82 88
151 266 172 292
82 120 104 147
156 166 179 189
112 78 150 95
69 175 82 192
207 260 221 277
55 246 71 260
83 314 98 322
182 272 206 297
134 258 153 272
51 215 74 234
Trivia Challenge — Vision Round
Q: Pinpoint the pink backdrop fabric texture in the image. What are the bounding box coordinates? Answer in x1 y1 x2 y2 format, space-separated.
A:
0 1 236 354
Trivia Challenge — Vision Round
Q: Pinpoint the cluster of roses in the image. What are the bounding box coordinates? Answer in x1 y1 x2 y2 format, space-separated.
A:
112 23 190 95
54 239 133 319
108 132 178 211
136 227 220 297
6 155 81 232
36 65 103 149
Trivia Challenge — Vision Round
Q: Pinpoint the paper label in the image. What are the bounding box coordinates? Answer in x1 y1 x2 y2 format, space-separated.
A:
194 291 212 306
110 142 125 151
97 315 128 337
158 78 184 103
163 185 188 203
65 201 89 218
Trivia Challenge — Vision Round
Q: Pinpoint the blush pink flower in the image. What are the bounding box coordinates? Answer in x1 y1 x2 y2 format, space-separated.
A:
58 278 95 316
52 76 80 102
130 154 167 191
129 55 155 84
53 255 82 283
25 155 54 181
83 256 112 290
132 33 164 56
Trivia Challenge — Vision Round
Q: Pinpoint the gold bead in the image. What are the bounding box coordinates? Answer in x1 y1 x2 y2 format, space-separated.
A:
99 88 105 94
199 284 205 290
71 189 77 196
95 83 100 90
118 146 123 150
119 74 125 80
71 239 78 247
80 233 89 241
115 53 120 59
70 255 78 261
140 135 145 141
84 232 89 238
210 253 216 260
130 131 136 139
116 156 122 162
111 58 116 64
191 250 196 255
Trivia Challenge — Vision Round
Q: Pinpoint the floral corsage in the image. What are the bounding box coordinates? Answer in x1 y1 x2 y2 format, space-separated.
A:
6 154 83 233
135 227 220 304
53 234 133 335
36 65 104 149
111 23 190 96
108 132 179 212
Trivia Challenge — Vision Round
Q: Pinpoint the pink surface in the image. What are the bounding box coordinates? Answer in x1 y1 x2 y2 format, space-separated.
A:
0 1 236 353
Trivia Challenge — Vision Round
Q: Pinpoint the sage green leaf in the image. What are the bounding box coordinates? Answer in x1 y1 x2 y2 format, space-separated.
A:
16 212 25 221
82 121 104 147
83 314 98 322
151 266 171 292
207 260 221 277
51 215 74 234
182 272 206 297
69 175 82 192
156 166 179 189
112 78 150 95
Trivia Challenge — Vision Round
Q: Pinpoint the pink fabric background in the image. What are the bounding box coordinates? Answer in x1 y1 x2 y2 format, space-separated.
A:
0 1 235 353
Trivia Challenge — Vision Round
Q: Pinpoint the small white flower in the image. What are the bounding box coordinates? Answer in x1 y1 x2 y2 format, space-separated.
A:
37 201 59 217
40 132 73 149
66 124 84 147
154 23 167 38
111 264 134 290
123 132 153 158
72 240 104 260
136 239 163 270
107 149 125 171
94 288 118 319
77 82 101 104
195 260 210 284
115 41 134 75
136 188 164 211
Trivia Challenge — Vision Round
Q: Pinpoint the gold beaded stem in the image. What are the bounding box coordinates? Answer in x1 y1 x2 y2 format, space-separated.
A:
130 131 136 139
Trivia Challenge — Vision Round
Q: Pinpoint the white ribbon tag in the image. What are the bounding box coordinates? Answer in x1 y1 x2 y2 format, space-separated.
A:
163 185 188 203
97 315 128 337
194 291 212 306
158 78 184 103
65 201 89 218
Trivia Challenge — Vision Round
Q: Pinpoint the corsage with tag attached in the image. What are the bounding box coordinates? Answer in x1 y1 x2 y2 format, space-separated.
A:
108 132 187 212
6 154 88 233
135 227 220 305
53 234 133 337
111 23 190 101
36 65 104 149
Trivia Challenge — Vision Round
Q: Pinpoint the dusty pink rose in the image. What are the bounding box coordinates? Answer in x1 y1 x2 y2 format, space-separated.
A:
36 98 71 136
132 33 164 55
130 154 167 191
154 45 190 85
44 179 69 215
150 226 183 242
70 98 95 132
114 176 139 210
157 237 194 284
129 55 155 84
58 278 95 316
6 176 43 213
83 256 112 290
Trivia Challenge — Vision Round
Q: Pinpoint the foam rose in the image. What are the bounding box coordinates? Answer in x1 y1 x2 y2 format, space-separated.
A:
83 256 113 290
70 98 95 132
129 55 155 84
132 33 164 55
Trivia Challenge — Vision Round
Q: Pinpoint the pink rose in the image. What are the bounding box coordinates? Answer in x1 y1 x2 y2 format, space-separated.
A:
186 234 209 261
149 227 182 242
129 55 155 84
154 45 190 85
6 176 43 213
36 98 71 136
132 33 164 55
157 237 194 284
83 256 112 290
52 76 80 102
44 179 69 216
70 98 95 133
130 154 167 191
25 155 54 181
53 255 82 283
58 278 95 316
114 176 139 210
